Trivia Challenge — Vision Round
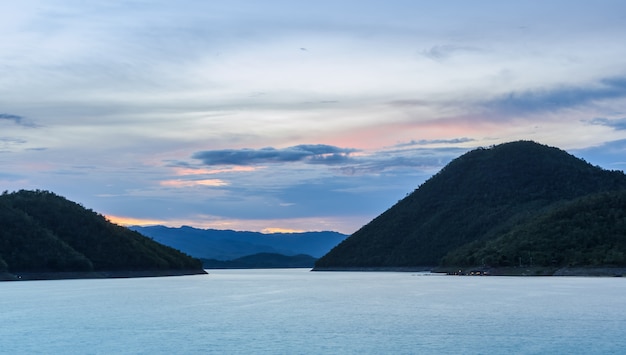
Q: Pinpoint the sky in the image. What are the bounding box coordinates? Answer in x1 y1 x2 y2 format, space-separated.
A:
2 1 626 234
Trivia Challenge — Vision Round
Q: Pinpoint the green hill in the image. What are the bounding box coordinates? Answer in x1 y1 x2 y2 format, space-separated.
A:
314 141 626 272
0 190 206 280
442 190 626 269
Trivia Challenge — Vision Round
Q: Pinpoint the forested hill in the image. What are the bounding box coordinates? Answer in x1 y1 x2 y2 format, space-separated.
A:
0 190 205 280
314 141 626 272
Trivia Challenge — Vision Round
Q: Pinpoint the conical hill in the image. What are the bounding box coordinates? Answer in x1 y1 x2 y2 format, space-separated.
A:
314 141 626 269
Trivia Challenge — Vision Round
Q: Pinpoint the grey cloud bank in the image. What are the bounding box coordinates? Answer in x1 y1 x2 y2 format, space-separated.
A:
486 76 626 115
588 118 626 131
0 114 28 126
192 145 358 166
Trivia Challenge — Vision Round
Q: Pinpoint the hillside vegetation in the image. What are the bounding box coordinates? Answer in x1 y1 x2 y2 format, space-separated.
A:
443 190 626 268
0 190 205 280
315 141 626 272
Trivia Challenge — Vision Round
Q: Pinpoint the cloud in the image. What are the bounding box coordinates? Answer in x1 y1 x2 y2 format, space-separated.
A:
0 171 23 180
421 44 483 61
191 141 469 179
160 179 229 188
393 138 475 148
0 137 27 144
0 137 27 152
172 166 257 176
0 113 37 127
0 114 24 125
337 155 459 176
486 76 626 114
334 158 425 176
192 144 358 166
586 117 626 131
332 145 470 176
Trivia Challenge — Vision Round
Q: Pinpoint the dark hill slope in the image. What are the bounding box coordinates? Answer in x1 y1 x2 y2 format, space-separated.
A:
0 198 92 272
443 190 626 268
315 141 626 269
0 190 205 279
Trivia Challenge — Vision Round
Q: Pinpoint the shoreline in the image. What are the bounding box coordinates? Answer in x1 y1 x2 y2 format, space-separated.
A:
0 269 208 281
312 266 626 276
312 266 436 272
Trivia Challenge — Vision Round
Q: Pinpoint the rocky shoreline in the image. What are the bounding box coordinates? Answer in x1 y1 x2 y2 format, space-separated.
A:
449 266 626 277
552 267 626 277
1 269 208 281
313 266 626 277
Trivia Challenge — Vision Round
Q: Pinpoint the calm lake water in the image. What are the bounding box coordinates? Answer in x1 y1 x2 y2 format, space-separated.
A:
1 269 625 354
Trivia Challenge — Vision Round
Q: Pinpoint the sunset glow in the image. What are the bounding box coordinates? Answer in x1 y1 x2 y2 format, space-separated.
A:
106 215 167 227
160 179 229 188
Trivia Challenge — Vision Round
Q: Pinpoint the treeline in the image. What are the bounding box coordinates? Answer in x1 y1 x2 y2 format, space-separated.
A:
0 190 203 275
315 141 626 270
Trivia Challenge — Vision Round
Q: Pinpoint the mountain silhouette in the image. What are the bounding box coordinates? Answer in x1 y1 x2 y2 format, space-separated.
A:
0 190 205 280
315 141 626 272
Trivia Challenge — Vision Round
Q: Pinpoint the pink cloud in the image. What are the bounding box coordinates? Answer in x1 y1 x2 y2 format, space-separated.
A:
160 179 229 188
174 166 257 176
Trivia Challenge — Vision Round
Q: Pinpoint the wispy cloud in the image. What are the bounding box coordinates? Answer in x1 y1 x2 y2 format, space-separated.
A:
393 138 475 148
586 117 626 131
160 179 229 188
172 166 257 176
189 141 470 178
0 137 27 144
0 136 27 152
334 146 468 176
486 76 626 115
0 113 31 126
192 144 359 166
421 44 484 61
0 172 25 181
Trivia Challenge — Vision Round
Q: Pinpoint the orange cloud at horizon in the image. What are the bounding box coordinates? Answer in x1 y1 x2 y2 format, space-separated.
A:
106 215 167 226
105 214 365 235
261 227 306 234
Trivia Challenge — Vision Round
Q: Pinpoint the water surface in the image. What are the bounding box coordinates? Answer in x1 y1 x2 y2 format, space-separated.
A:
1 269 624 354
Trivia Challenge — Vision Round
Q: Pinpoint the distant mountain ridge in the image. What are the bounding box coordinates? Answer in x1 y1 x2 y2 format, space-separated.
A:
0 190 206 280
315 141 626 273
130 225 347 261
